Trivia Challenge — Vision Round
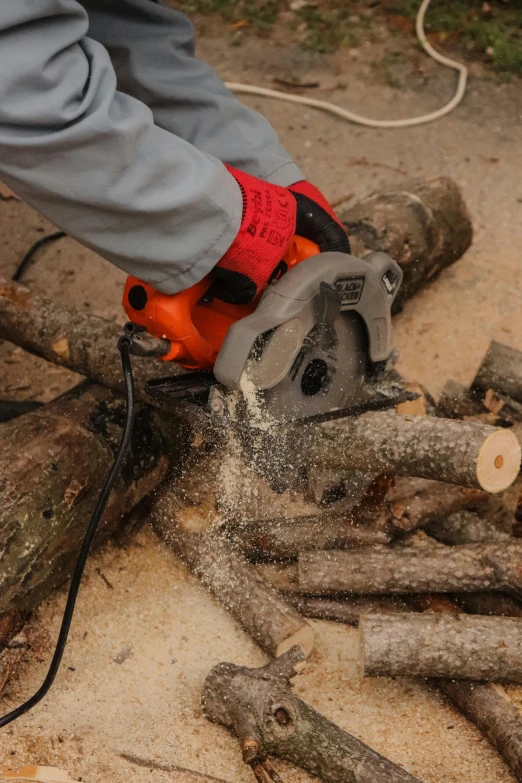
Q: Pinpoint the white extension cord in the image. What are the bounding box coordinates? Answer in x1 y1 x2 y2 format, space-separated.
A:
225 0 467 128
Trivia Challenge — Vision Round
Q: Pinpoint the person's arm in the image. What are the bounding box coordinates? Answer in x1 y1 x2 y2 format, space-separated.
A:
0 0 243 294
81 0 304 187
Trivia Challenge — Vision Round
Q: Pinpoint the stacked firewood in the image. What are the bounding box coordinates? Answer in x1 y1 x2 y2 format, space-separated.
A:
3 178 522 783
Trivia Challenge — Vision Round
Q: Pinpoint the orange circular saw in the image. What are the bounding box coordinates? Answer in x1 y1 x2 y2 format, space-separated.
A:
122 235 406 424
122 235 320 371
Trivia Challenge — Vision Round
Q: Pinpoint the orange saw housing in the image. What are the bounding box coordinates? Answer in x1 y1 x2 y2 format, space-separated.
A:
122 235 320 370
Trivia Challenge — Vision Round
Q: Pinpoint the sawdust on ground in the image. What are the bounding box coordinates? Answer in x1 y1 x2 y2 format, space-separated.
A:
1 26 522 783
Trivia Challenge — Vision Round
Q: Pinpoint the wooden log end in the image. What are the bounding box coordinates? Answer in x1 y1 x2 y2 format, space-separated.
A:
476 428 521 493
275 623 315 661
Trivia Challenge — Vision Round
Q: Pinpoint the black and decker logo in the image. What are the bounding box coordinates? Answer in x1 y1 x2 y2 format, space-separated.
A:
335 276 365 306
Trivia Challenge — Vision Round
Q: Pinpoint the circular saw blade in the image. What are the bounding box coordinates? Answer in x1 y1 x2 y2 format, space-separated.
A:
258 311 368 422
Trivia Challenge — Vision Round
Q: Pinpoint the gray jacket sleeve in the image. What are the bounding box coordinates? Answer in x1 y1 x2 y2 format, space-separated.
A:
0 0 243 293
82 0 304 188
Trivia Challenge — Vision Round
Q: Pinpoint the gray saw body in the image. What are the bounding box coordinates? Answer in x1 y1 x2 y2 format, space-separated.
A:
214 250 403 423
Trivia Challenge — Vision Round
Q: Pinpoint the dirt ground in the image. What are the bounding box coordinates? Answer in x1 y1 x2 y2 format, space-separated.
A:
1 24 522 783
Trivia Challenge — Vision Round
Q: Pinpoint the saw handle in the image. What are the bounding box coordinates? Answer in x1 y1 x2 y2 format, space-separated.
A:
122 235 320 370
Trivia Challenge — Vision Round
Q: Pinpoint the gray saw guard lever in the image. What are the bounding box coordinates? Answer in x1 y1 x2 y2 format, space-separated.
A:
213 251 403 391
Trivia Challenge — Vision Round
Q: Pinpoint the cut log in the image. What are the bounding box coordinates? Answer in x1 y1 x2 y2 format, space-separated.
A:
0 382 169 614
360 613 522 683
439 680 522 782
315 414 520 494
340 177 473 312
229 511 391 561
296 542 522 596
202 647 425 783
288 596 411 625
311 412 521 493
389 483 490 533
149 482 314 658
473 341 522 404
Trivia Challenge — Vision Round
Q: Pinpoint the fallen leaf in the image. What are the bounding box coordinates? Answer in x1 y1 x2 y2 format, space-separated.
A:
228 19 248 29
0 182 20 201
0 767 77 783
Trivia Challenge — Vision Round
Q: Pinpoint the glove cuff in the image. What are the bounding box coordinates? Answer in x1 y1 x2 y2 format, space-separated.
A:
288 180 342 226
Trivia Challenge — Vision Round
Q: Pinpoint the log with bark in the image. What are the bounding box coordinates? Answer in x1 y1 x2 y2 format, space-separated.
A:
473 341 522 405
372 593 522 782
148 481 314 658
228 511 392 561
453 592 522 618
288 596 412 625
340 177 473 312
439 680 522 782
353 586 522 782
425 509 511 545
389 482 490 533
410 594 522 782
202 646 425 783
312 412 520 493
4 281 519 495
293 542 522 596
0 279 184 414
360 613 522 683
0 382 169 615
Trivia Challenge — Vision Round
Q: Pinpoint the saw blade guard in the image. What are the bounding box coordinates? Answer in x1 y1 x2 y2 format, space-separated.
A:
213 251 402 393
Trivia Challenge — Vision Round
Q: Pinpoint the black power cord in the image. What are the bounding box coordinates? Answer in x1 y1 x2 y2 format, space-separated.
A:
12 231 66 282
0 334 135 729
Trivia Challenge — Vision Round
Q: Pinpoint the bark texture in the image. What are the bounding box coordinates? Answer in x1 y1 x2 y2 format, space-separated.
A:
288 596 411 625
425 509 511 545
340 177 473 312
311 412 520 493
439 680 522 782
361 613 522 683
149 483 314 658
0 382 169 613
256 563 301 593
229 512 391 561
473 341 522 404
202 647 425 783
0 279 182 409
389 484 490 533
296 542 522 596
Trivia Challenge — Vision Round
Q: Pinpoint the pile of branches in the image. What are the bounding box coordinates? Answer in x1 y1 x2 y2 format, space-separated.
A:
3 178 522 782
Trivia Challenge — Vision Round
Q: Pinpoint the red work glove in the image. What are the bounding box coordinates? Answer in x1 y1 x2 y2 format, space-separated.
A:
211 167 350 304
